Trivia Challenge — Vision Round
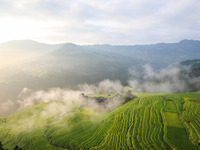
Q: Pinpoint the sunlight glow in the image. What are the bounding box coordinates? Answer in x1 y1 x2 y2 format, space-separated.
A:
0 18 47 43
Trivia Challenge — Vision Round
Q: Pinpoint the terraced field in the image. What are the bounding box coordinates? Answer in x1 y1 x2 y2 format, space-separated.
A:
0 92 200 150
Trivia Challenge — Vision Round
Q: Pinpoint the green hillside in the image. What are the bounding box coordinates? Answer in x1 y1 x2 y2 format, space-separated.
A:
0 92 200 150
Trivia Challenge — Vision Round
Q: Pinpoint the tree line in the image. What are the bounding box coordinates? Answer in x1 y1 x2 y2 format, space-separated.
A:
0 142 22 150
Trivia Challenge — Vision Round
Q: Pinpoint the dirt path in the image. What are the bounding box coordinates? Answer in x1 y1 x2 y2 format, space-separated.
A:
47 110 74 125
43 110 74 149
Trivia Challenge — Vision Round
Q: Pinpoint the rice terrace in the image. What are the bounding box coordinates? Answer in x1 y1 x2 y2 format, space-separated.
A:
0 91 200 150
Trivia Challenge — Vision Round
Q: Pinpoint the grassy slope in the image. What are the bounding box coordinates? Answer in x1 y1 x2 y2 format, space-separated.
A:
0 92 200 150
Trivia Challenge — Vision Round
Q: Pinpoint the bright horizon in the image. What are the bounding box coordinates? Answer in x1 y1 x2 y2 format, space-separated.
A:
0 0 199 45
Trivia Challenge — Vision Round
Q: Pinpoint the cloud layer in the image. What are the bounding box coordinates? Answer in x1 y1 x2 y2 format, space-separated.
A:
0 79 124 116
0 0 199 44
128 64 200 93
0 63 200 116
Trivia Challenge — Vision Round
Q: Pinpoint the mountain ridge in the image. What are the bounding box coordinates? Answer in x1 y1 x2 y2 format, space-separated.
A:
0 39 199 47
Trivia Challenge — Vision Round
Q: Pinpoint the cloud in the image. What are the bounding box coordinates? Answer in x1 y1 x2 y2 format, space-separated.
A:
78 79 123 95
128 64 200 93
0 99 16 116
0 80 125 129
17 88 83 110
0 0 199 44
15 79 123 112
0 63 199 116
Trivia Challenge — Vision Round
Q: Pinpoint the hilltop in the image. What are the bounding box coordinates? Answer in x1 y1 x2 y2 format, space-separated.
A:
0 91 200 150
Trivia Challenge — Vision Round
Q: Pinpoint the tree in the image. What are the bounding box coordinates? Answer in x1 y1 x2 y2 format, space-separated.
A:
122 90 137 104
13 145 22 150
0 141 4 150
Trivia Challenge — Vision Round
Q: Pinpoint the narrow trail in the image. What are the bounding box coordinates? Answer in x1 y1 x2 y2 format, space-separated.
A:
43 110 75 149
47 110 74 126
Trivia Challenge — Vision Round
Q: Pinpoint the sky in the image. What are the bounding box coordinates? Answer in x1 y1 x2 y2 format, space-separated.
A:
0 0 199 45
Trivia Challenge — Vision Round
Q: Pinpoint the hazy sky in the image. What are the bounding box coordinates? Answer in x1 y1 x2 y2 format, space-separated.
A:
0 0 199 44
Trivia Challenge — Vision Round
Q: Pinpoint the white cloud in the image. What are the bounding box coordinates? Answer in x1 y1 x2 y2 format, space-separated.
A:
0 0 199 44
128 64 191 93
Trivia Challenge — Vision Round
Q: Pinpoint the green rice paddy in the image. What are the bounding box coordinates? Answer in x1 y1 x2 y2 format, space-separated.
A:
0 92 200 150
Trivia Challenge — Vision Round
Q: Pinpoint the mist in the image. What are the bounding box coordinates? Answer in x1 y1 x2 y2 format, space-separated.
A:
0 63 200 116
78 79 123 95
0 40 200 117
128 64 199 93
0 80 125 116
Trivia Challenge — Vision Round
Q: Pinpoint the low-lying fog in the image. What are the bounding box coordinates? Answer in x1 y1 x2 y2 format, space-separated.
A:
0 40 200 116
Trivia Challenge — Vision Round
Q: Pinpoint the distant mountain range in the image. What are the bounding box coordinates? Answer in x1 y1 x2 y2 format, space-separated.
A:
1 39 200 68
0 39 199 89
0 39 200 115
